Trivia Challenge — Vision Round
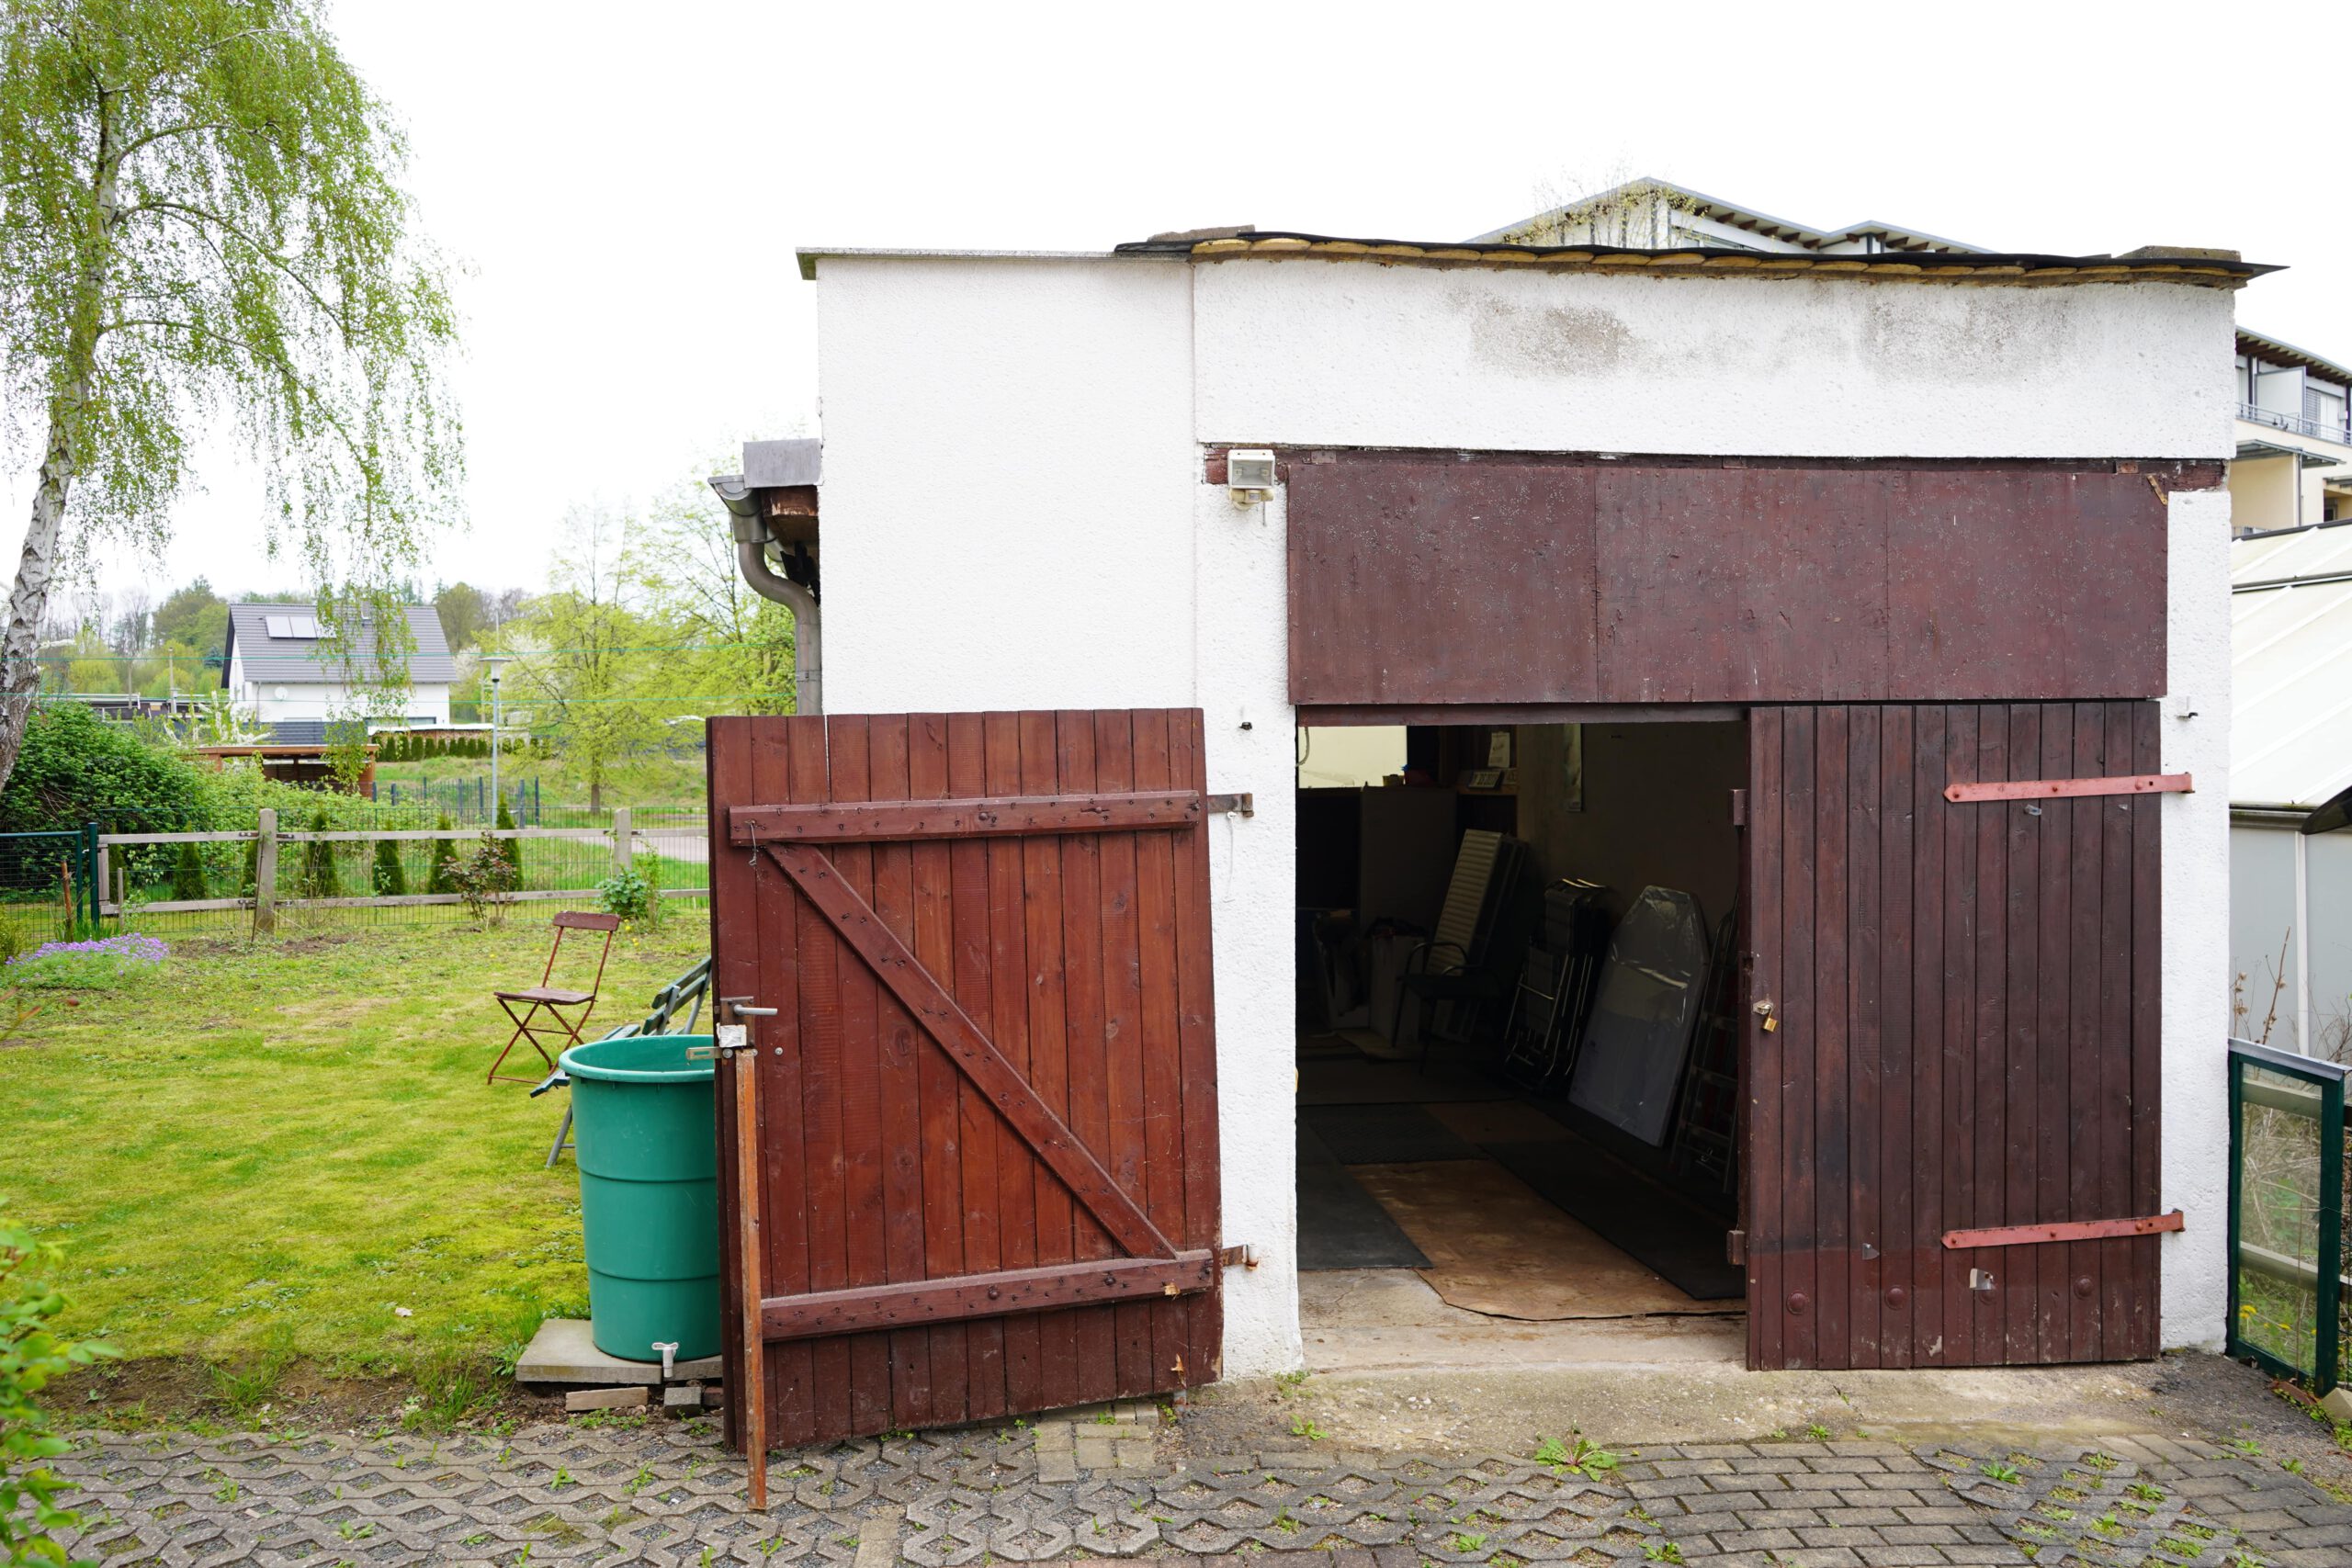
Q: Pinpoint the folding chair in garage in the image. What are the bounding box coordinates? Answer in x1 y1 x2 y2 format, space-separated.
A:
487 910 621 1085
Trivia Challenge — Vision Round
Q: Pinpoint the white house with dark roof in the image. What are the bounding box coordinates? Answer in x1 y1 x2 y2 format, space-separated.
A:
220 602 458 739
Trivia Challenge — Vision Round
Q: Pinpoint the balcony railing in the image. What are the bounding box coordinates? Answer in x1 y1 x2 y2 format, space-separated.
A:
2242 401 2352 448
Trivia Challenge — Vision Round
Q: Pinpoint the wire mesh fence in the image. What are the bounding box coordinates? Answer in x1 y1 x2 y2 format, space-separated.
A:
2228 1036 2350 1392
0 827 100 941
88 806 709 938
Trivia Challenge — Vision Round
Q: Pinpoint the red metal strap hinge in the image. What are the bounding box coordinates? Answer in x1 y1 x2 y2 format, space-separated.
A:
1942 1211 2184 1249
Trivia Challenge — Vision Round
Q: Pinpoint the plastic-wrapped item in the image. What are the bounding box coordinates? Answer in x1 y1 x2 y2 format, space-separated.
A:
1565 886 1708 1145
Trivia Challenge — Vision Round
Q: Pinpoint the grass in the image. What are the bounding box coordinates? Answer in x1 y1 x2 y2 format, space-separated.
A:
2 920 707 1393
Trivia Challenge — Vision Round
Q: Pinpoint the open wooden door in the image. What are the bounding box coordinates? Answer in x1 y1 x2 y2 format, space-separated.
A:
1745 702 2167 1370
707 710 1223 1449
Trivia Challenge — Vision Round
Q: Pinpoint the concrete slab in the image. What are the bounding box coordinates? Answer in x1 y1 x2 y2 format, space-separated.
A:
514 1318 721 1386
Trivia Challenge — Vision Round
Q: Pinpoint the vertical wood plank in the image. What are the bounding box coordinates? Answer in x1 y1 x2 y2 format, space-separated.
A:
1747 708 1784 1371
791 715 853 1442
906 715 971 1421
944 712 1008 1418
2066 702 2107 1361
1017 712 1080 1408
1093 710 1154 1396
1973 705 2010 1365
1847 706 1883 1368
2000 705 2042 1362
1915 706 1953 1367
707 718 754 1452
824 716 895 1438
2033 704 2073 1363
1880 705 1916 1368
1057 712 1118 1402
1815 706 1852 1370
983 713 1043 1416
1132 710 1188 1392
865 716 933 1425
2097 704 2136 1358
1782 705 1818 1368
753 716 818 1444
2128 698 2164 1356
1170 711 1224 1384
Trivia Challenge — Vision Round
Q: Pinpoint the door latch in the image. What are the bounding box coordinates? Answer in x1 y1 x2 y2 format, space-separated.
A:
1751 998 1779 1033
688 1023 755 1060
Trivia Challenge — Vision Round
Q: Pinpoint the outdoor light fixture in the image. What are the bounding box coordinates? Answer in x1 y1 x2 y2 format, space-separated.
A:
1227 448 1276 506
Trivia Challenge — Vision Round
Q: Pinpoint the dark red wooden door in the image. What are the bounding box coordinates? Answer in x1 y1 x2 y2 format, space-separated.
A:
1745 702 2163 1370
707 710 1222 1448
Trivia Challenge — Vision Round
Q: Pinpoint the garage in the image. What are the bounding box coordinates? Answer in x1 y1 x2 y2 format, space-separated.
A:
698 225 2244 1448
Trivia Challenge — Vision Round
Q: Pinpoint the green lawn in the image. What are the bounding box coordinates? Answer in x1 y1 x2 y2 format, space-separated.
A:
2 920 709 1391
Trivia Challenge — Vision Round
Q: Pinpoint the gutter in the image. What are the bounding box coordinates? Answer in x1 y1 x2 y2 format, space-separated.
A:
709 474 821 715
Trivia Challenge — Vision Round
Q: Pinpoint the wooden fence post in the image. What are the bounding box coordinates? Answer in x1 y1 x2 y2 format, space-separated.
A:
612 807 634 876
254 808 278 934
96 842 111 919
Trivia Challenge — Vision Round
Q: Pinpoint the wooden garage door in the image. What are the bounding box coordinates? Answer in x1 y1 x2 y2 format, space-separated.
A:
706 710 1223 1449
1745 702 2165 1370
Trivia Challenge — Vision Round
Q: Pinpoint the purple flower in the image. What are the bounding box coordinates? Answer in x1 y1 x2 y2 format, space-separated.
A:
8 931 167 967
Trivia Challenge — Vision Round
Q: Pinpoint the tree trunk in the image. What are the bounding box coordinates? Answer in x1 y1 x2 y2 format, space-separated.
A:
0 394 86 800
0 109 118 802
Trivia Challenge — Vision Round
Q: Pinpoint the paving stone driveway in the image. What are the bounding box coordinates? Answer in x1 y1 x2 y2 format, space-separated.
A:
50 1403 2352 1567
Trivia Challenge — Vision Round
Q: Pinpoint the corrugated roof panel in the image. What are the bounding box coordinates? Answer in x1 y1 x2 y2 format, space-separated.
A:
2231 523 2352 806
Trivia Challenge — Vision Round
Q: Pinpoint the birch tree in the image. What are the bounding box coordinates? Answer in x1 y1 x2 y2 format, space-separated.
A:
0 0 460 795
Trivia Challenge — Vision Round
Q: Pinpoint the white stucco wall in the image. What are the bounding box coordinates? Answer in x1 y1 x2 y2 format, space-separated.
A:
810 250 2240 1375
1193 262 2232 458
2161 485 2234 1349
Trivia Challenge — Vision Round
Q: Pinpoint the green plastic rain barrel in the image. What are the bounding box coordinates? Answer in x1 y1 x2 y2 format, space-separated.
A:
559 1033 720 1361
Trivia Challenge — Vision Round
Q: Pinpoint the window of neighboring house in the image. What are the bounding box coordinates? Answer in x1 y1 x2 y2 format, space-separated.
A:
2308 383 2347 442
2238 357 2254 404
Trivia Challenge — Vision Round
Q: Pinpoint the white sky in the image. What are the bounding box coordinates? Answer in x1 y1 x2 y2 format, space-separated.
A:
25 0 2352 605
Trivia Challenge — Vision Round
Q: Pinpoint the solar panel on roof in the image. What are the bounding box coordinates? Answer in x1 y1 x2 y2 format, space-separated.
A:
262 615 320 639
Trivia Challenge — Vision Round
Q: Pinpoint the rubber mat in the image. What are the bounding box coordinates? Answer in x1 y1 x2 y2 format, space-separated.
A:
1482 1138 1744 1301
1302 1102 1480 1165
1296 1125 1431 1270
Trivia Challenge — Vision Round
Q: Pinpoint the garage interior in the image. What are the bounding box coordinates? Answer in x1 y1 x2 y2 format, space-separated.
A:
1295 716 1749 1350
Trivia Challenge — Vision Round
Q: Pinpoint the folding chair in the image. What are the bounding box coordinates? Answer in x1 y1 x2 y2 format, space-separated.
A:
488 910 622 1085
1390 831 1534 1065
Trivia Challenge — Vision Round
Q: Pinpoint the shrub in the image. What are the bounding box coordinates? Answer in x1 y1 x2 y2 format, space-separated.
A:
596 866 654 925
446 833 516 925
0 1215 117 1562
0 705 210 889
171 840 208 901
371 839 409 897
298 809 340 898
426 813 458 894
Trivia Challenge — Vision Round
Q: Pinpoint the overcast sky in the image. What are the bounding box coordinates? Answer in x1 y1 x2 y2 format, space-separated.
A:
25 0 2352 606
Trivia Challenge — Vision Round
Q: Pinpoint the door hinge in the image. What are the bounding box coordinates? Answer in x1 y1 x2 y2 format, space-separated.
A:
1729 787 1747 827
1725 1230 1747 1267
1218 1244 1258 1269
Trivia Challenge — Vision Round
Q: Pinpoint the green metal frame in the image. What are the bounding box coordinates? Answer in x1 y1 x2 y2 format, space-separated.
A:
2228 1036 2349 1392
0 822 102 932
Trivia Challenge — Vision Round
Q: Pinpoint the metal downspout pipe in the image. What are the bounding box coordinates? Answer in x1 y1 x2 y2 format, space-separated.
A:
709 477 821 715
